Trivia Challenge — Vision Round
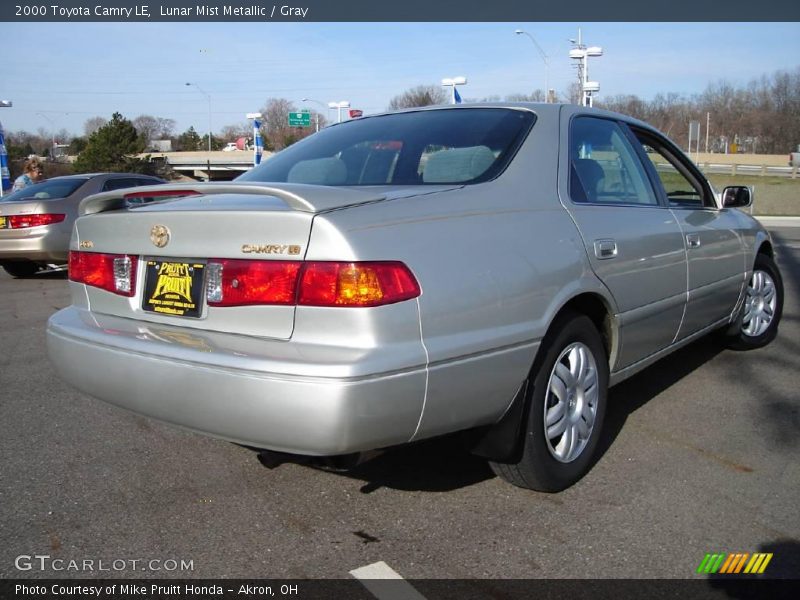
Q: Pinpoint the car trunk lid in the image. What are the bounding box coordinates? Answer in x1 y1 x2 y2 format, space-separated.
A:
70 183 411 340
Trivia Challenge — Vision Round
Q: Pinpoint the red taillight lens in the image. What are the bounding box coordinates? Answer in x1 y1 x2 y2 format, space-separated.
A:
8 214 66 228
298 262 420 307
206 259 302 307
205 260 420 308
68 251 137 297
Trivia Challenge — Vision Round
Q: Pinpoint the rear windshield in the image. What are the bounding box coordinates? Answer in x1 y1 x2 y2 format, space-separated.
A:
1 178 88 202
237 108 535 186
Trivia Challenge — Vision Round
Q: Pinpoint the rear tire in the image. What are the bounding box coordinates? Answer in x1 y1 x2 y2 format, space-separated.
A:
490 311 608 492
2 262 41 278
725 253 783 350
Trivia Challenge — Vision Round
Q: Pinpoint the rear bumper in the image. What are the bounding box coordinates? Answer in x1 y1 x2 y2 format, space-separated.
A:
0 225 69 262
46 307 427 455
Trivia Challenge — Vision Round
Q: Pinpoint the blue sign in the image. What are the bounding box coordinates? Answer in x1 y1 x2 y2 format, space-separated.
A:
0 121 10 194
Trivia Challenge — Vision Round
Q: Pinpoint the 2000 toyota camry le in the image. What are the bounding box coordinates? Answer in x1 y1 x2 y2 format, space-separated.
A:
46 104 783 491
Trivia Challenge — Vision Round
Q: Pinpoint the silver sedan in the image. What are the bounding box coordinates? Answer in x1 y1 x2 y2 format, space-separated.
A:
46 104 783 491
0 172 164 277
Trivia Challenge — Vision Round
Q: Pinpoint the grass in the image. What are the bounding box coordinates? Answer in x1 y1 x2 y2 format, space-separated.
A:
703 174 800 216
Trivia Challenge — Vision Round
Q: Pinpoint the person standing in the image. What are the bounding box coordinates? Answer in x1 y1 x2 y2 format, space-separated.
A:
12 157 44 192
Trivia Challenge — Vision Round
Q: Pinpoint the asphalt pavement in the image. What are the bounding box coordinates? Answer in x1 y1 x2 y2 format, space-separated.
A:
1 229 798 583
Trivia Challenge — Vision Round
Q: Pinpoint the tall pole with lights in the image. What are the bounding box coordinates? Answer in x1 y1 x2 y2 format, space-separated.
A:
442 77 467 104
185 82 212 152
514 29 550 102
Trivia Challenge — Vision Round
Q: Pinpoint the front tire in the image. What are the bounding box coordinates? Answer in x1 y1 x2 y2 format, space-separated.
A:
491 311 608 492
725 253 783 350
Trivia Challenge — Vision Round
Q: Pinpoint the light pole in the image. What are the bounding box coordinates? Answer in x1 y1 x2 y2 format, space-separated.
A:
514 29 550 102
301 98 326 132
441 77 467 104
568 29 603 107
327 101 350 124
185 82 212 152
0 100 12 197
36 112 56 156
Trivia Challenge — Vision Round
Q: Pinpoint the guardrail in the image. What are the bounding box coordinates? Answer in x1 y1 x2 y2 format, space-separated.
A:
698 163 798 179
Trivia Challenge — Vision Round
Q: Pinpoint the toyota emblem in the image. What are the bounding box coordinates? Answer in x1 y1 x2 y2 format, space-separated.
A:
150 224 170 248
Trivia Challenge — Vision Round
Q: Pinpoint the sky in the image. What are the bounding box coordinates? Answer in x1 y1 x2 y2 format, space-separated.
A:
1 21 799 139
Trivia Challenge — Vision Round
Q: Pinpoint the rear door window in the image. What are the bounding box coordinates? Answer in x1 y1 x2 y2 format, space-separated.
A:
569 117 658 206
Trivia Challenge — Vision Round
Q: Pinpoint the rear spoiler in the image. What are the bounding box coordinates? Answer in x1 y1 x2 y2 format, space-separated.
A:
79 182 386 216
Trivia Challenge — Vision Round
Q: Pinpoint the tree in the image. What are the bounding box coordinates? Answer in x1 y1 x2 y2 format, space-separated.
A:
258 98 318 151
83 116 108 137
505 90 546 102
201 133 224 151
388 85 448 109
69 137 88 155
219 123 252 142
175 126 202 151
73 112 151 174
133 115 177 146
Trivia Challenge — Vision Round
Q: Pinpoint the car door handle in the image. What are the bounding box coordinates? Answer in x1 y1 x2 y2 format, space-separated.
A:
686 234 701 249
594 239 618 259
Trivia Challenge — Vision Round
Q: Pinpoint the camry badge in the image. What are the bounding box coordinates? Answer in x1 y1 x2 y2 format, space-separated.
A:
150 225 170 248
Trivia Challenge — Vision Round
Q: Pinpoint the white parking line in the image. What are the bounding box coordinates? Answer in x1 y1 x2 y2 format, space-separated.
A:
349 561 428 600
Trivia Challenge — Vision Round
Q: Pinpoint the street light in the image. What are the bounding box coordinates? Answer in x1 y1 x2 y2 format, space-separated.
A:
441 77 467 104
568 29 603 107
36 112 56 156
185 82 212 152
301 98 326 132
327 101 350 124
514 29 550 103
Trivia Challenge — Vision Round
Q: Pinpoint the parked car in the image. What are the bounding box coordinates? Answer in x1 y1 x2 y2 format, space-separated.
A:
0 173 165 277
223 143 238 152
46 105 783 491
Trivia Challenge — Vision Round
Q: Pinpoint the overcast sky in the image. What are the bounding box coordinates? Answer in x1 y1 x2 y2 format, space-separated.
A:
1 22 798 137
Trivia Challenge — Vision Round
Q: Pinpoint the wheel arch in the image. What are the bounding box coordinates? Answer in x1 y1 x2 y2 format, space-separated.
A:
471 288 618 463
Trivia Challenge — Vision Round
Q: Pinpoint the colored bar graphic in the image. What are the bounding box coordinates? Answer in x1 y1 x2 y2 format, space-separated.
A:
719 554 736 573
733 553 749 573
699 552 773 575
697 554 712 574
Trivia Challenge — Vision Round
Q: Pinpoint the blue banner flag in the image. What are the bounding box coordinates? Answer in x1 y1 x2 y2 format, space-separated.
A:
253 119 263 166
453 87 462 104
0 121 10 195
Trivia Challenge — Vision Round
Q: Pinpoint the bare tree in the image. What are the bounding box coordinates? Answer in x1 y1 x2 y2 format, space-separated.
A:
505 90 546 102
388 85 448 109
83 116 108 137
258 98 318 151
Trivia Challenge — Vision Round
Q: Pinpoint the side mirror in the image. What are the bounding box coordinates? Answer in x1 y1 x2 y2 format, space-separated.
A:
722 186 752 208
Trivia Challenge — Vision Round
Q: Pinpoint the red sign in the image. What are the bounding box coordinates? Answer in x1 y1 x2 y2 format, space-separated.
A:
349 109 363 118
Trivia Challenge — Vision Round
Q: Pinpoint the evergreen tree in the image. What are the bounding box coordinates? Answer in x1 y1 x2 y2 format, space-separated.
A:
73 112 151 173
176 126 202 151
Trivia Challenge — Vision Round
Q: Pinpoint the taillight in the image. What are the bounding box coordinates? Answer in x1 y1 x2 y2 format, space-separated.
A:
298 262 420 307
69 251 137 297
206 259 302 307
206 260 420 308
8 214 65 228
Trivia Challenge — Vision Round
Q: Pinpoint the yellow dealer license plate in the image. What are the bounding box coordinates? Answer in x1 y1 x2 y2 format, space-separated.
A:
0 216 6 229
142 260 205 318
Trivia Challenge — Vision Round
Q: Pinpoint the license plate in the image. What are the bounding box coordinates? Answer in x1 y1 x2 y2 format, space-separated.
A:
142 260 205 318
0 216 6 229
